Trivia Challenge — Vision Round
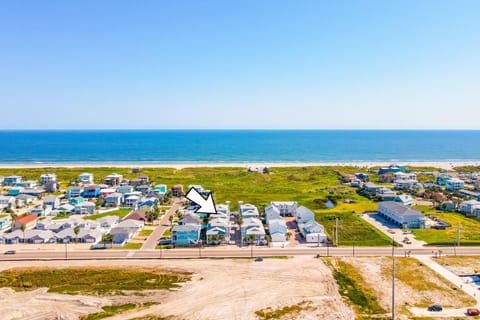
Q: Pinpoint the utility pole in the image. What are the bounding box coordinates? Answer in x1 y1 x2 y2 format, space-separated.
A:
392 239 396 320
335 217 339 247
65 242 68 260
457 222 460 247
352 242 355 257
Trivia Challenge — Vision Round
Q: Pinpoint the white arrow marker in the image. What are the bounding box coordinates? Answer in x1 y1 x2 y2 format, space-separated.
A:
185 187 217 214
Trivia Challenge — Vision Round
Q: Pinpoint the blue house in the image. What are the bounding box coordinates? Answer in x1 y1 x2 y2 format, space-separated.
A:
3 176 22 186
172 224 201 246
69 197 85 206
8 187 23 196
378 165 406 175
66 186 84 199
154 184 167 195
82 185 101 198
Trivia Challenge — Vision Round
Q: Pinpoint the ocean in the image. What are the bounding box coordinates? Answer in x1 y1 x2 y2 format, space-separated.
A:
0 130 479 164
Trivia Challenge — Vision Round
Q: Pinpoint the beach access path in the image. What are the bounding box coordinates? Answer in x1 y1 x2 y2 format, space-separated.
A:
141 198 183 250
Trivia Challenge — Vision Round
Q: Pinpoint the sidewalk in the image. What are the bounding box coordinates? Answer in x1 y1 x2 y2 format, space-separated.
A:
409 255 479 318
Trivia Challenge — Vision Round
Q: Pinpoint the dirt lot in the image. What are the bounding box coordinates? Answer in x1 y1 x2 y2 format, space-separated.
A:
337 257 475 319
436 256 480 275
0 256 354 320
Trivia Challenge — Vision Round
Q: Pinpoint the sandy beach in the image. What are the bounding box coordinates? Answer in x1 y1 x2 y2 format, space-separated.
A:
0 161 479 170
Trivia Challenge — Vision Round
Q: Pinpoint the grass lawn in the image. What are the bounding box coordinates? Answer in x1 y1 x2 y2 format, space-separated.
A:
315 211 392 246
0 268 191 295
121 243 143 250
255 301 312 320
0 166 387 245
410 206 480 245
84 208 131 221
139 229 154 237
163 228 172 238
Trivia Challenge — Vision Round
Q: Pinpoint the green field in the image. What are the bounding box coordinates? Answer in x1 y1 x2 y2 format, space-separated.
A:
0 268 191 295
0 166 389 245
84 209 131 220
410 206 480 245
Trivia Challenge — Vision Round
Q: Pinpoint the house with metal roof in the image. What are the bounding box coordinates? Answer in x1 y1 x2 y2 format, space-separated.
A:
378 202 425 228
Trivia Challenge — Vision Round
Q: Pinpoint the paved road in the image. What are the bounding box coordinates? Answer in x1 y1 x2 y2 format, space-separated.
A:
1 246 480 261
141 198 183 250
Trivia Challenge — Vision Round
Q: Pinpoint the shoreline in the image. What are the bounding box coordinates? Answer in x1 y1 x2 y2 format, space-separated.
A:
0 161 479 170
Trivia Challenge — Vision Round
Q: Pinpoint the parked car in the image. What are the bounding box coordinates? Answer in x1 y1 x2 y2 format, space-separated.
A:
255 257 263 262
428 305 443 312
4 250 16 255
467 308 480 316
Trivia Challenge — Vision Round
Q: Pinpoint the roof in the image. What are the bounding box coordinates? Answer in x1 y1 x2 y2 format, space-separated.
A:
15 214 37 224
379 202 424 217
124 209 147 221
44 195 59 202
179 214 201 225
296 206 314 217
172 224 201 232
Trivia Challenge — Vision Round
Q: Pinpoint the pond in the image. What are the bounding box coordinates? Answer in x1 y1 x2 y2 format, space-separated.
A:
325 200 335 209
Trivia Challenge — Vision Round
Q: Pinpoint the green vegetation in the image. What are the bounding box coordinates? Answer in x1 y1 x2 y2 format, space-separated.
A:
81 303 137 320
81 302 160 320
0 268 191 295
382 257 475 307
139 229 154 237
255 301 312 319
0 166 389 245
120 243 143 250
410 206 480 245
316 212 392 246
325 258 386 317
84 208 131 220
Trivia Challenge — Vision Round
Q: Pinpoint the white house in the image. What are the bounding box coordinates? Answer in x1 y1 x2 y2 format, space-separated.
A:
74 201 96 215
241 217 266 245
0 196 16 210
238 201 259 219
40 173 57 185
378 202 425 228
269 201 298 216
78 173 94 184
268 218 288 243
296 206 315 224
460 200 480 216
109 219 144 244
43 195 61 209
298 220 327 243
105 192 123 207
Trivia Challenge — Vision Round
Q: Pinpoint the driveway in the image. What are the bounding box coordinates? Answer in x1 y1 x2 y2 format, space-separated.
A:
140 198 183 250
360 212 426 248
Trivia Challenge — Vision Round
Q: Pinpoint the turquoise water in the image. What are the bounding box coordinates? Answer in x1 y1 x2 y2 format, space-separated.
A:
0 130 479 164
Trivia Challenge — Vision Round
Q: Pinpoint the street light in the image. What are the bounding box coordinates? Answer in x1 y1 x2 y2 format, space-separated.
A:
392 238 396 320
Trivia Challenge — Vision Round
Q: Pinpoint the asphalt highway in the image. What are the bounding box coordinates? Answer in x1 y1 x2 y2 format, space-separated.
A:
2 246 480 261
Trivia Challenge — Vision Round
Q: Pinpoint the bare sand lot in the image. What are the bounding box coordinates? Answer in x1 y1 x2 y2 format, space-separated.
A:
0 256 354 320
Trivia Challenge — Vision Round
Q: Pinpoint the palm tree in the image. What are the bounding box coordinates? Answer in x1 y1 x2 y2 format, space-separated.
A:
73 226 80 243
20 223 26 243
169 215 174 226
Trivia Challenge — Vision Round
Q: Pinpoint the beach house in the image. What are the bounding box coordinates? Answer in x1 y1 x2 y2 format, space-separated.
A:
82 185 101 198
40 173 57 185
105 173 123 186
268 218 288 244
241 217 266 245
3 176 22 186
78 173 94 184
66 186 84 199
74 201 96 215
105 192 123 207
43 195 61 209
13 214 37 230
109 219 144 245
296 206 315 224
298 220 327 243
378 202 425 228
0 196 16 210
172 223 201 246
446 178 465 191
171 184 184 197
206 216 230 244
238 202 260 219
268 201 298 217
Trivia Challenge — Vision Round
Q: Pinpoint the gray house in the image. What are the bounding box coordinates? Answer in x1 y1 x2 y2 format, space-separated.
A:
378 202 425 228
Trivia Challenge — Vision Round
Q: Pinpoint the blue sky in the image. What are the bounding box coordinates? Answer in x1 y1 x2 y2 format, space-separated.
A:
0 0 479 129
